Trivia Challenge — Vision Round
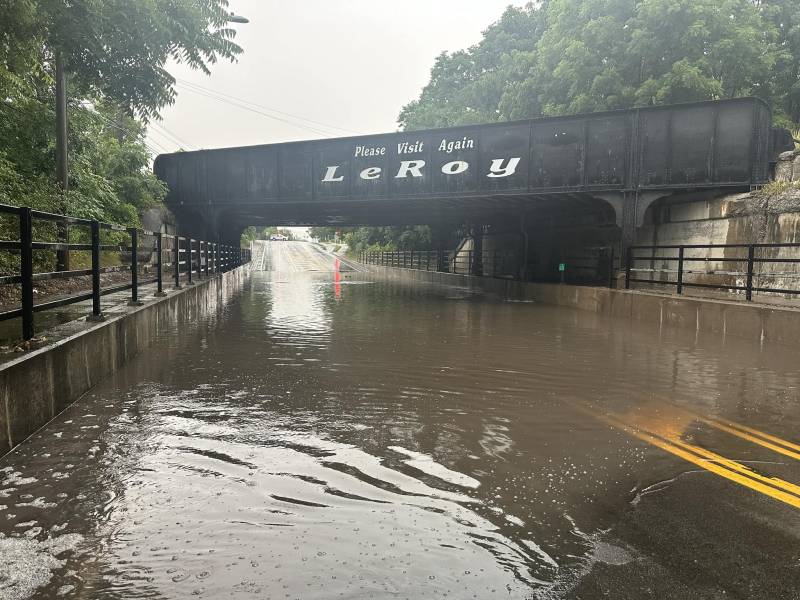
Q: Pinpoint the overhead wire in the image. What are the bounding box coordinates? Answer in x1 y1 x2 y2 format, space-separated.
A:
174 78 361 138
148 121 196 151
175 78 362 136
2 93 182 156
176 84 334 138
74 104 169 155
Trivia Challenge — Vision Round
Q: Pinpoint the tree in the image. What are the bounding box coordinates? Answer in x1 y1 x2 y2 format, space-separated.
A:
0 0 242 249
1 0 243 121
400 0 800 130
399 5 548 130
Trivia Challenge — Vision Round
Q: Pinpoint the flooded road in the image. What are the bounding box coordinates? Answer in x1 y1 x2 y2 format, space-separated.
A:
2 240 800 599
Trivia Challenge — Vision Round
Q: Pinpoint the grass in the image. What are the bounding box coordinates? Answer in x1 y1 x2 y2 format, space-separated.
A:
761 180 800 196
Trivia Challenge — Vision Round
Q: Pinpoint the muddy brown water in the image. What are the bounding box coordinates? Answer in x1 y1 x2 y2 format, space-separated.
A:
2 246 800 599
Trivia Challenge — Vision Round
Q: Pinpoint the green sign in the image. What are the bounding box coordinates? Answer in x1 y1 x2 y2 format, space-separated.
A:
558 263 566 272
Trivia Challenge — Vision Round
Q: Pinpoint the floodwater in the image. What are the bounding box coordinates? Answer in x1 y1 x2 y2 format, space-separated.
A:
2 241 800 599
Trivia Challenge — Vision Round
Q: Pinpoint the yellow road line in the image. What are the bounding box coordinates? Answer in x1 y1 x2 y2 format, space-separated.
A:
602 413 800 509
701 417 800 460
648 392 800 461
667 437 800 497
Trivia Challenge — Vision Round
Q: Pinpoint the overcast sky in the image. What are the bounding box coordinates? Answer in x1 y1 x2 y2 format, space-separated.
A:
145 0 525 155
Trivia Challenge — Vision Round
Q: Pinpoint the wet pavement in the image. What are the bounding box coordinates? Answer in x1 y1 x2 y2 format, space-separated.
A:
2 240 800 599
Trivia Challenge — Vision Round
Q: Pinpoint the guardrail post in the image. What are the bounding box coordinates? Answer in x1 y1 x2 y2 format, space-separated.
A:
746 245 755 301
155 232 167 296
19 207 34 341
196 239 202 278
204 241 210 277
89 220 103 321
173 235 181 288
676 246 685 295
625 247 632 289
410 249 414 269
607 246 615 289
187 238 193 284
129 228 142 305
196 240 201 278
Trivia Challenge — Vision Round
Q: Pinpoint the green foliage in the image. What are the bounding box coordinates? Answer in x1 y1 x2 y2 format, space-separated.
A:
1 0 243 121
400 0 800 130
761 180 800 195
0 97 166 225
0 0 241 273
309 227 339 242
339 227 434 255
241 227 295 245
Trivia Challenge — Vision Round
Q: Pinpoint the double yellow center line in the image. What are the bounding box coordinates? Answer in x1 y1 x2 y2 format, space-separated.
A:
571 398 800 509
601 411 800 509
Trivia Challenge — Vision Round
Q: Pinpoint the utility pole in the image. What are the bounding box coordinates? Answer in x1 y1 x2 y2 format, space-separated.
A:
55 49 70 271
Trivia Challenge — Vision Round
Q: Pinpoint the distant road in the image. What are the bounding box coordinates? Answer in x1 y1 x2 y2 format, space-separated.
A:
252 240 352 273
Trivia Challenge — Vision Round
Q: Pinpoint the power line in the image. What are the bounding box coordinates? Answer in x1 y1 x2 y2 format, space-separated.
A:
149 121 196 150
176 84 335 138
174 80 364 139
73 104 168 156
144 129 179 154
175 77 362 136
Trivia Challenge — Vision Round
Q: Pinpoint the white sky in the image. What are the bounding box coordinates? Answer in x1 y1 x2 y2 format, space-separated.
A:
145 0 525 155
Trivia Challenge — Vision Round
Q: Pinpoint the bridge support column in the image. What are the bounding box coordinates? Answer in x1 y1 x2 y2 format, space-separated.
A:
621 192 638 258
470 226 483 277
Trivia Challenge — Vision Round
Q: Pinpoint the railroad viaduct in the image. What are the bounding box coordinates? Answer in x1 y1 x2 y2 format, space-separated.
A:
154 97 793 280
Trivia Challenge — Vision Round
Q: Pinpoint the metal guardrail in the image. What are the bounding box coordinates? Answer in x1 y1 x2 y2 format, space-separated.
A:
625 243 800 300
0 203 251 341
361 248 618 287
360 250 519 278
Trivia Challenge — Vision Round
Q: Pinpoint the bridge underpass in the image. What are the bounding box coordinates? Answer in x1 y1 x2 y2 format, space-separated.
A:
155 98 789 287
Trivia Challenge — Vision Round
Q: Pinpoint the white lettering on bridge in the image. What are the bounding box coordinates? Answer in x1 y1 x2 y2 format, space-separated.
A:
321 157 521 182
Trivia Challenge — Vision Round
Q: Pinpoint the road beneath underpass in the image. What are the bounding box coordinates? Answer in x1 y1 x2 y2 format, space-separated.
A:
2 241 799 599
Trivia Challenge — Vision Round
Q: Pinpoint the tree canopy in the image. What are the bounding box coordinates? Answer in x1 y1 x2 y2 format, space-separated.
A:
400 0 800 130
1 0 242 121
0 0 242 232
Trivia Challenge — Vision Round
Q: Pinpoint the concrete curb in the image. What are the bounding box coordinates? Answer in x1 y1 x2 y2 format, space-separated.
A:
0 266 251 455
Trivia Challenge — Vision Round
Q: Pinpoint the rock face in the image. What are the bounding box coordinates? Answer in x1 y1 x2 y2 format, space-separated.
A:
775 150 800 182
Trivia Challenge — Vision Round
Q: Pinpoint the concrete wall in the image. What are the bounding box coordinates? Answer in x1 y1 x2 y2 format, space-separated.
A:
365 265 800 348
636 190 800 295
0 266 250 456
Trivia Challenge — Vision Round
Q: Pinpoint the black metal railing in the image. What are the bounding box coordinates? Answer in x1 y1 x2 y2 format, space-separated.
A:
625 243 800 301
0 203 251 341
360 250 518 278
